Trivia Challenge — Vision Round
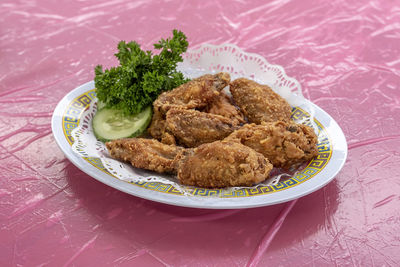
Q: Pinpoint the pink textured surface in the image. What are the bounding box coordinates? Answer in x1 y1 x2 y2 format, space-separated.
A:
1 0 400 266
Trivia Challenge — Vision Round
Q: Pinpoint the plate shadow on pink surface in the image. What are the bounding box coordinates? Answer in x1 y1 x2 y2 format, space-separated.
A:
65 160 339 260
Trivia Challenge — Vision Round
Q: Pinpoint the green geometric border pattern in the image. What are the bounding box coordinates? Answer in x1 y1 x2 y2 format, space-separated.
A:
62 89 332 198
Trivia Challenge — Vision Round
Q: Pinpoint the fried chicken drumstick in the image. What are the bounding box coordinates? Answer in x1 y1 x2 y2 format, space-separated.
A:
230 78 292 124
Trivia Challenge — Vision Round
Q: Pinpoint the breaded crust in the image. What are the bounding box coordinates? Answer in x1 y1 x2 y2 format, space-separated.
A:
105 138 183 173
176 141 273 188
148 73 231 140
165 109 239 147
230 78 292 124
225 121 319 168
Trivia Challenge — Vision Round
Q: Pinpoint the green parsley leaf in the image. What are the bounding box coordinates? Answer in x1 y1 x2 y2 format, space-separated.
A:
94 30 189 115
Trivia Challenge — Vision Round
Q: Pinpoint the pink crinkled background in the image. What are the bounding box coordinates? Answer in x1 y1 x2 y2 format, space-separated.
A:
1 0 399 266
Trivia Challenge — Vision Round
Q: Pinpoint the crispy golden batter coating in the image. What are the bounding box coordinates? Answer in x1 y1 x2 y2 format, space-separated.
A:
202 92 245 125
230 78 292 124
105 138 183 173
154 72 230 113
148 73 230 139
176 141 273 188
225 121 319 168
165 109 238 147
147 110 167 141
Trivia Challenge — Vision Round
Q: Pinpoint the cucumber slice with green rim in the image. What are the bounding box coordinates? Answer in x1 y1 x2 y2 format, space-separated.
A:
92 106 152 142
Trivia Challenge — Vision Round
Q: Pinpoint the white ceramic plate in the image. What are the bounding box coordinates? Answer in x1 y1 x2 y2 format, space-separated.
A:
52 44 347 209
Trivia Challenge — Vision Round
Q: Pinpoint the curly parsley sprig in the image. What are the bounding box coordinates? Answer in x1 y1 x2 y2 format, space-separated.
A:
94 30 189 115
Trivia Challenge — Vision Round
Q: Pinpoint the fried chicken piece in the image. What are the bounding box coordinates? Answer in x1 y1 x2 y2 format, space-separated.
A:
225 121 319 168
105 138 184 173
148 73 231 139
165 109 239 147
175 141 273 188
202 92 245 125
230 78 292 124
154 72 231 112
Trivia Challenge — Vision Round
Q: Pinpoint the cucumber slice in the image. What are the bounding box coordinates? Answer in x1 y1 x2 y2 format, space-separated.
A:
92 106 152 142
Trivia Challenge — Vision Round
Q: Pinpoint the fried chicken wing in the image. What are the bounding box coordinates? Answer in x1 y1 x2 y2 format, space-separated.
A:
105 138 184 173
176 141 273 188
225 121 319 168
202 92 245 125
165 109 238 147
230 78 292 124
148 73 231 139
